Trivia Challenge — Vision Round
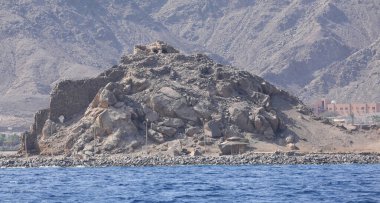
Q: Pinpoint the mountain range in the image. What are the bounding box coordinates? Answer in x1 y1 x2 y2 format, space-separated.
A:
0 0 379 130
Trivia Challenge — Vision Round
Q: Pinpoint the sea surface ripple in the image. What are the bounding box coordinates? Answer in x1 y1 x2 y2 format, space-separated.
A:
0 164 379 202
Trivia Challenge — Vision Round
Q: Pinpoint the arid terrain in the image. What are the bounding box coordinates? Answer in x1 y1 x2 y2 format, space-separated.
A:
13 42 379 159
0 0 379 130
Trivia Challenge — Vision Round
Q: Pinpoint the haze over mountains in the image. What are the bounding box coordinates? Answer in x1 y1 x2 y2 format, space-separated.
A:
0 0 379 129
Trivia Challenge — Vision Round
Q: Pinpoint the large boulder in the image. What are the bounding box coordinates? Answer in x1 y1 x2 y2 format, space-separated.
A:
151 124 177 137
150 94 177 117
150 92 199 122
228 102 255 132
185 127 201 137
92 88 117 108
173 102 199 122
263 111 280 133
148 129 166 143
103 129 124 151
130 78 150 93
204 120 222 138
96 110 114 135
254 115 275 139
142 105 159 122
158 118 185 128
159 87 182 99
193 100 213 119
95 107 139 137
216 82 235 97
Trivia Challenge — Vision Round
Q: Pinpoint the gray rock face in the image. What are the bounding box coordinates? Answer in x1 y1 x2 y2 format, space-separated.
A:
204 120 222 138
254 115 276 139
151 124 177 137
173 103 198 122
193 101 213 119
142 105 159 122
20 42 305 155
228 102 255 132
159 87 182 99
98 89 117 108
158 118 185 128
150 94 177 117
185 127 201 137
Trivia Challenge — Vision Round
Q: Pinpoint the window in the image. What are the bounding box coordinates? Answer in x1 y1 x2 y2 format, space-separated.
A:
372 107 376 110
361 107 365 110
345 107 348 110
340 108 343 110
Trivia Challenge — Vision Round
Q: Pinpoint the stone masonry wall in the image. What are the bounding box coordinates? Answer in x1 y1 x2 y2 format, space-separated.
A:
49 68 125 122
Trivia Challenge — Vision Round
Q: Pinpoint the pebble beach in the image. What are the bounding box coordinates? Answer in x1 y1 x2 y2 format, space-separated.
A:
1 152 380 168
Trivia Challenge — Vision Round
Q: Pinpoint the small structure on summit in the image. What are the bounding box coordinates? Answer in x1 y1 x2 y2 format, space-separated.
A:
133 41 179 55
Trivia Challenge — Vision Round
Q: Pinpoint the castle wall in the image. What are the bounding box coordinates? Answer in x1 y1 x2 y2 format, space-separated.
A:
49 68 125 122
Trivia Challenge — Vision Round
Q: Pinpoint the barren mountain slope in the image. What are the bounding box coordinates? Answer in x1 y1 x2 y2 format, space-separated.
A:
302 38 380 102
0 0 379 130
153 0 380 94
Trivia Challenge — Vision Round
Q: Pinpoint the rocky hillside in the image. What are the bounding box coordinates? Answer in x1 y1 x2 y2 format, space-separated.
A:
1 0 380 130
22 42 378 157
20 42 306 156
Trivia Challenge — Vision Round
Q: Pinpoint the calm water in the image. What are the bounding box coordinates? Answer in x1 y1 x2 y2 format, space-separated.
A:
0 164 379 203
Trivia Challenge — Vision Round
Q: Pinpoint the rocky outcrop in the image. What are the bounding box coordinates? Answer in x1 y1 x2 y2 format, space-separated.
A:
20 41 307 156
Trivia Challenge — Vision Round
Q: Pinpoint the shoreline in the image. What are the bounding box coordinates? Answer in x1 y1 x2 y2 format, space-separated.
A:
1 152 380 168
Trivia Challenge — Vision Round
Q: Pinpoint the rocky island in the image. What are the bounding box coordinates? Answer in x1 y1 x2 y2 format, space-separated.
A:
2 41 379 167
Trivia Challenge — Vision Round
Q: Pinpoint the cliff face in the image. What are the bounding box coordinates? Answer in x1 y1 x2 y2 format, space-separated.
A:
20 42 309 156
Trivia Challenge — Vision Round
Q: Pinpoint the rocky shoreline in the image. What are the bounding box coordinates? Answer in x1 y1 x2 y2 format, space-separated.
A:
1 152 380 168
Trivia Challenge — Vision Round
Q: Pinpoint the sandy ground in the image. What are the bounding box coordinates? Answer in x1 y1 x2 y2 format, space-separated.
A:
236 95 380 153
273 108 380 153
0 151 18 156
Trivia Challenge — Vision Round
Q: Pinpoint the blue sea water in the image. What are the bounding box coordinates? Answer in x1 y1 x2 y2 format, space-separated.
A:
0 164 379 203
